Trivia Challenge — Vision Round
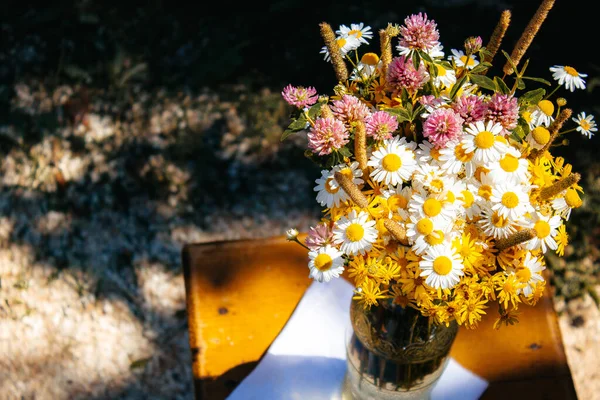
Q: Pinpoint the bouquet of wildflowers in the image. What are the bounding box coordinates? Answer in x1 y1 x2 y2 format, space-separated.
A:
283 0 596 330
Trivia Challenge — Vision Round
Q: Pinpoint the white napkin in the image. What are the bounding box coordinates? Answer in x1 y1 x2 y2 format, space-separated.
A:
227 278 488 400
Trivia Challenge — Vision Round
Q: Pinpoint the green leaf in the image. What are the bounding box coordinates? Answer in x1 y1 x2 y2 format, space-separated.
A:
385 107 413 123
419 50 433 64
501 50 518 74
449 74 468 100
511 125 526 141
281 128 299 142
307 102 324 119
469 74 496 91
521 76 552 86
518 88 546 107
412 51 421 70
494 77 511 94
337 147 352 158
517 78 526 90
469 64 489 75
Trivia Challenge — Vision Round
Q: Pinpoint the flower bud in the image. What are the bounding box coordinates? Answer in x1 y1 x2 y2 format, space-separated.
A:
286 228 299 241
465 36 483 54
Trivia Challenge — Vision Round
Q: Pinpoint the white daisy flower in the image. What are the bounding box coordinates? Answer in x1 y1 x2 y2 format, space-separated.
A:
333 210 378 255
551 188 583 221
413 164 452 195
572 111 597 138
381 185 412 220
308 245 346 283
458 182 482 220
398 43 445 59
407 214 452 255
449 49 479 70
408 190 456 228
524 211 561 253
478 205 520 239
487 146 530 184
525 126 551 150
489 182 533 220
433 63 457 88
320 35 361 62
444 177 467 210
419 243 464 289
415 140 445 167
514 252 545 297
529 100 555 127
549 65 587 92
471 171 496 203
368 136 417 186
439 140 476 177
336 23 373 44
350 53 382 82
461 120 507 164
314 161 364 208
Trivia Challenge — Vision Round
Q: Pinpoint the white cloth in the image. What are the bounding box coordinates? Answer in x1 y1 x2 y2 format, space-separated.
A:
227 278 488 400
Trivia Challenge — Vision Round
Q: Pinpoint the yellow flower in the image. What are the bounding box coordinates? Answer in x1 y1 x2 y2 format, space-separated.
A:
523 280 546 306
458 295 488 329
495 274 525 310
390 284 415 308
353 278 388 309
347 255 369 286
493 308 521 330
397 266 430 304
452 233 483 274
555 224 569 257
377 259 402 284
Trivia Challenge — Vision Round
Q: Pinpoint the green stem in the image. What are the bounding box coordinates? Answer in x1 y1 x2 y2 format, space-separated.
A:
544 85 561 100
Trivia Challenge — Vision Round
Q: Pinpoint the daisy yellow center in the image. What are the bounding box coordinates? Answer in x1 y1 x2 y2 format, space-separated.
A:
522 111 532 123
446 191 456 203
388 194 408 212
501 192 519 208
495 136 507 145
492 212 508 228
426 230 445 246
436 64 447 76
478 185 492 200
531 126 550 145
534 220 551 238
433 256 453 275
455 144 474 162
474 131 495 149
565 189 583 208
361 52 380 65
516 267 532 283
416 218 434 235
314 253 333 271
325 177 340 194
461 190 474 207
349 29 363 39
500 154 520 172
423 198 442 217
564 66 579 77
431 179 444 192
346 223 365 242
430 147 442 161
336 38 347 49
460 55 476 67
580 120 591 131
382 154 402 172
538 100 554 117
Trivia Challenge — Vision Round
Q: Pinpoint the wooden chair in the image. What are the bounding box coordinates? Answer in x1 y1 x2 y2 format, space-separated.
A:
181 235 578 400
